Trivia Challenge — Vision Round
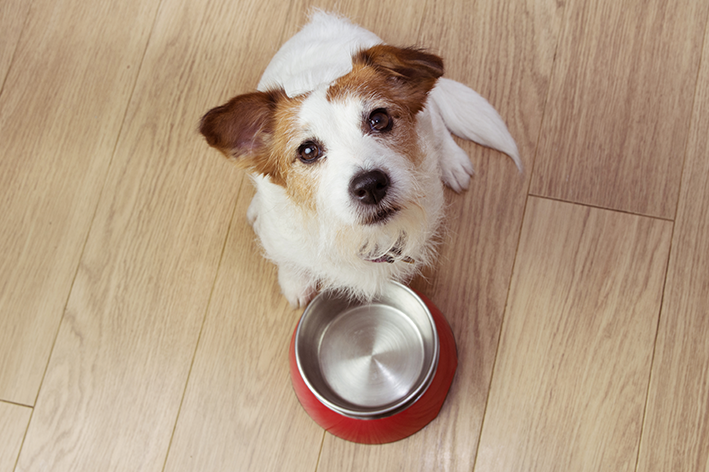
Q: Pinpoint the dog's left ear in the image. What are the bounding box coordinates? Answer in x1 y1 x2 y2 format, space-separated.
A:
354 45 444 114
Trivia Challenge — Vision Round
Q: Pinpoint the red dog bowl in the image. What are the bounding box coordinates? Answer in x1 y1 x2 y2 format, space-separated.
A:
289 282 457 444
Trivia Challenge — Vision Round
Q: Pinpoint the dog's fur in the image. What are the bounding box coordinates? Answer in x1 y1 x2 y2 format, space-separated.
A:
200 12 521 307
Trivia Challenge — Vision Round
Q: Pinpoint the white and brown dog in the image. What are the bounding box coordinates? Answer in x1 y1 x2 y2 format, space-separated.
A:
200 11 521 307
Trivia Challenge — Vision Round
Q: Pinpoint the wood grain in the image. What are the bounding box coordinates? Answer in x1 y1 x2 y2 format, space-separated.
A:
475 197 672 472
0 0 29 84
315 0 564 469
14 0 275 468
0 401 31 472
0 0 162 407
636 26 709 471
531 0 709 219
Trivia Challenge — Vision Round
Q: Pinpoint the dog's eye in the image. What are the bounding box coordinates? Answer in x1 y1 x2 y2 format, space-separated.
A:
297 141 322 163
368 109 392 132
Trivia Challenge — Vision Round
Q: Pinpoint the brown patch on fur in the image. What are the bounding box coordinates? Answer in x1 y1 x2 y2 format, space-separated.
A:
328 45 443 114
283 158 321 212
269 99 321 210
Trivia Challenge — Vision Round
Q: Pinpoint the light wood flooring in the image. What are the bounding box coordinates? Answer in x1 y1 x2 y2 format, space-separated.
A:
1 0 708 470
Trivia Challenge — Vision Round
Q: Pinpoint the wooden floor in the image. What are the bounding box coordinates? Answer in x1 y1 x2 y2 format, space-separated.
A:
1 0 708 470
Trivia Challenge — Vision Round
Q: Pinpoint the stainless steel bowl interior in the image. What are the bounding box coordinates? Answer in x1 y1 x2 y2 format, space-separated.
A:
295 282 439 418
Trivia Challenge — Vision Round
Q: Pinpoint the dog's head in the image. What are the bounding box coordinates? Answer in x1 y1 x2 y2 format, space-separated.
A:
200 45 444 265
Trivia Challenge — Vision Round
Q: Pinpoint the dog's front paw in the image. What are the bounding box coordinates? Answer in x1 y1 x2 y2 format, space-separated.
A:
282 281 318 309
440 144 474 192
278 265 317 309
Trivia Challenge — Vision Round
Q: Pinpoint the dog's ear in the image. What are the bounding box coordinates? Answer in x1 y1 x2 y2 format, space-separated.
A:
354 45 444 113
199 89 285 181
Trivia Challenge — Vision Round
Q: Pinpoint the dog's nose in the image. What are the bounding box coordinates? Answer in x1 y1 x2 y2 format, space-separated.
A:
349 169 390 205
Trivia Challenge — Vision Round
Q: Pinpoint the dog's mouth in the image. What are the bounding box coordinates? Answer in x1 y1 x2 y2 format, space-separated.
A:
361 205 400 225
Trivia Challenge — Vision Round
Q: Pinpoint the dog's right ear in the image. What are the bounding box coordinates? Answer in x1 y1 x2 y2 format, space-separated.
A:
354 45 444 114
200 89 285 179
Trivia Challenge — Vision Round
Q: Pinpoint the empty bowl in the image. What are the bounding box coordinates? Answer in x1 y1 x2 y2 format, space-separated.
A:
289 282 457 444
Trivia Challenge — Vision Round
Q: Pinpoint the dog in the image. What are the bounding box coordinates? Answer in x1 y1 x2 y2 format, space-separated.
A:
200 11 521 307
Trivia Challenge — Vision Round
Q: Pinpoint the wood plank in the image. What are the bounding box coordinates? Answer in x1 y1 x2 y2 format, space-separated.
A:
531 0 708 219
315 0 564 469
14 0 285 469
0 401 31 472
0 0 30 83
0 0 162 406
475 197 672 472
636 24 709 471
163 183 324 472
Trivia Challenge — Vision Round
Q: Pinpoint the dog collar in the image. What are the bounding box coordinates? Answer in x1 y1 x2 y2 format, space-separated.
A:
370 255 395 264
366 254 415 264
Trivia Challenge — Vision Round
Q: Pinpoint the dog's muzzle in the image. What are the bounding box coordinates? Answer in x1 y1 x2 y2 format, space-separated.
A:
349 169 399 224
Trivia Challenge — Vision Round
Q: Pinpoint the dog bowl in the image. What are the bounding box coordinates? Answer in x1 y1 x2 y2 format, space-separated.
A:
289 282 457 444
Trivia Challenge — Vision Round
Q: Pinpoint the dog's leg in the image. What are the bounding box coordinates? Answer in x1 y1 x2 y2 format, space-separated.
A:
428 104 475 192
278 264 317 308
430 77 522 171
